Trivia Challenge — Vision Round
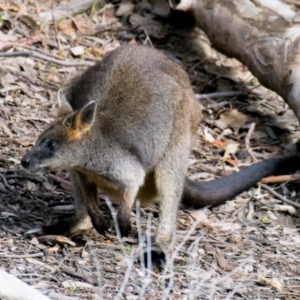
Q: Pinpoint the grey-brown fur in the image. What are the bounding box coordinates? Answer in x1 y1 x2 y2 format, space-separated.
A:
21 45 300 256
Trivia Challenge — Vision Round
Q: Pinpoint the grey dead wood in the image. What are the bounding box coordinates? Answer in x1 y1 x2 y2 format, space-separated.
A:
0 270 50 300
39 0 104 21
170 0 300 123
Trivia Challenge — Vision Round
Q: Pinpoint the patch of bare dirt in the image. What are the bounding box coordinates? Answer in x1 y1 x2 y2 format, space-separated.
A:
0 1 299 299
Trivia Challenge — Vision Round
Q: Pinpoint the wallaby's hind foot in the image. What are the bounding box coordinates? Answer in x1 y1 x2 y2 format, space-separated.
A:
116 213 132 237
142 245 166 272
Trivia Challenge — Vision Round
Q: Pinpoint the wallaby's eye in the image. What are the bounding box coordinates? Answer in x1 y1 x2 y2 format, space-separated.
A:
46 140 57 151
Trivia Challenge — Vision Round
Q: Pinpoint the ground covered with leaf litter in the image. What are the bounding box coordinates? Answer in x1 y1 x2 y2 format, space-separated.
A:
0 1 300 299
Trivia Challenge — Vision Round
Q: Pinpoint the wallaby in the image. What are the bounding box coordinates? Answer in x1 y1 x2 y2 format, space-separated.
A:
21 45 300 258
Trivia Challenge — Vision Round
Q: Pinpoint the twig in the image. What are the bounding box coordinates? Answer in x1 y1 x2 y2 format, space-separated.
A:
144 269 173 279
283 0 300 6
0 174 14 192
245 122 257 162
0 252 44 258
51 0 62 54
114 251 135 300
0 51 94 66
195 91 246 100
261 174 300 184
143 29 154 48
260 183 300 209
60 266 98 286
246 200 254 221
37 235 76 247
23 256 67 282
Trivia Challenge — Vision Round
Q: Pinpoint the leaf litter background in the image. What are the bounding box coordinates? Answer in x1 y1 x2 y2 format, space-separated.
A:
0 0 300 299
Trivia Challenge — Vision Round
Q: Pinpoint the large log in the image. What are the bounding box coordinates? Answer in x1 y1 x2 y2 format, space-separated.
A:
0 270 50 300
169 0 300 122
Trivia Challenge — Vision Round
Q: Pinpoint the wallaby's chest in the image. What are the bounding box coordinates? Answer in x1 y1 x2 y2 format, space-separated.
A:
75 167 158 206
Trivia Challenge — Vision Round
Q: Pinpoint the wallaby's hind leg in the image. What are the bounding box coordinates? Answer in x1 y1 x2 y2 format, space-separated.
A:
154 138 190 252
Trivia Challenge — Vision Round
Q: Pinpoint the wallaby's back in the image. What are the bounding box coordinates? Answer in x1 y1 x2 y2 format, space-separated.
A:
64 45 201 169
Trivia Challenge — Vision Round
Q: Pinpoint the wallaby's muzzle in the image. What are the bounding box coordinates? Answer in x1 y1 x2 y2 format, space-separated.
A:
21 148 45 174
21 156 31 169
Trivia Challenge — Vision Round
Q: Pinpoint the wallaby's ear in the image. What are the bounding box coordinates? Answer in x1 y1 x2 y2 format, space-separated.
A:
78 101 97 129
57 89 73 116
63 101 97 140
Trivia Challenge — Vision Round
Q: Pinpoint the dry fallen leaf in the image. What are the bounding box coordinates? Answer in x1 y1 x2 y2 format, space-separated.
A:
259 276 282 292
116 2 135 17
216 109 248 131
225 158 238 166
212 140 227 148
204 127 215 143
214 248 228 269
58 19 77 39
70 46 85 57
129 13 166 38
222 143 239 171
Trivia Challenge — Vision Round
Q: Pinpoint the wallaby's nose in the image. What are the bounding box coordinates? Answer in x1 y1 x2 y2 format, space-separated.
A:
21 157 31 169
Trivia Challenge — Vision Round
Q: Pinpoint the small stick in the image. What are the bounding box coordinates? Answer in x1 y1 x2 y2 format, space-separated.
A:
0 252 44 258
261 174 300 184
246 200 254 221
51 0 62 53
195 91 246 100
245 122 257 162
0 51 94 66
23 256 67 282
260 183 300 209
60 266 98 286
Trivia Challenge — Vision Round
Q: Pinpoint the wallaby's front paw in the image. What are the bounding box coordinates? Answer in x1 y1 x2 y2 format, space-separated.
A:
24 227 45 237
142 245 166 272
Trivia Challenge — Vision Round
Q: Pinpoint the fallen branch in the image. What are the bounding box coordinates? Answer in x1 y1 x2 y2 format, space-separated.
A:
171 0 300 123
0 51 94 66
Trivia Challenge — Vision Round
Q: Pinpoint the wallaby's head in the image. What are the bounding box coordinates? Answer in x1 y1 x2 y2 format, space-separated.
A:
21 90 97 173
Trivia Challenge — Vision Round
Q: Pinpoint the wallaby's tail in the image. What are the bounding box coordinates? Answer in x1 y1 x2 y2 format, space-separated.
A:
182 156 300 208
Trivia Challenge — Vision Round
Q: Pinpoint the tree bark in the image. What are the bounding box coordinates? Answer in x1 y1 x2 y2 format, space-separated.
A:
170 0 300 122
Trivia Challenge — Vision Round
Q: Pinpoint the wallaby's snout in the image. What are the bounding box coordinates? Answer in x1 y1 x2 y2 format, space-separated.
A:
21 155 31 169
21 150 41 174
